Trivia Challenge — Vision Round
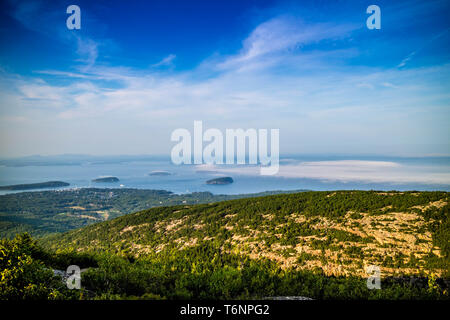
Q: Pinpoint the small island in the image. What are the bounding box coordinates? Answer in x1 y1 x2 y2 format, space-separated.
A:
196 170 218 174
206 177 234 185
0 181 70 191
92 177 120 183
149 171 171 176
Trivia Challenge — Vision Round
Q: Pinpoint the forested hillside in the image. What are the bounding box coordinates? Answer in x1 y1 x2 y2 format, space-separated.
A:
42 191 449 278
2 191 449 300
0 188 304 238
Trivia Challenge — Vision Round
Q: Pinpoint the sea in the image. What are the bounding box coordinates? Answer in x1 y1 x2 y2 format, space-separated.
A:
0 154 449 195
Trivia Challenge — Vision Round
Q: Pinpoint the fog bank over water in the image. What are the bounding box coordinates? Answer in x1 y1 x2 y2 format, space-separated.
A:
211 159 450 185
0 155 449 195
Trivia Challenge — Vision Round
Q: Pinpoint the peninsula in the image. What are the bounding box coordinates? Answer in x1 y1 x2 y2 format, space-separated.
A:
0 181 70 191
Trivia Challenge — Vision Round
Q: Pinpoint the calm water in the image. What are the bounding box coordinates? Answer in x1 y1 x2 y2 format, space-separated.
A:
0 155 449 195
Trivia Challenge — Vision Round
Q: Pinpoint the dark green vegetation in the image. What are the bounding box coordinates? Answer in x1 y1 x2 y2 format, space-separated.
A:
206 177 234 185
0 188 305 239
0 234 92 299
0 181 69 191
92 177 120 183
149 171 171 176
1 233 447 300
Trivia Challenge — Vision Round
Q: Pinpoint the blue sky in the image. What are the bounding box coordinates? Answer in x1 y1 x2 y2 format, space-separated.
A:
0 0 449 157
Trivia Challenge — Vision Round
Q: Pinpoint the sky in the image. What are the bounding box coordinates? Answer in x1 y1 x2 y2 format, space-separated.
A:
0 0 449 158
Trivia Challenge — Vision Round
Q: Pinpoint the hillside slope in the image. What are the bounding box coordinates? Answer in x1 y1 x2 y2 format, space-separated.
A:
42 191 449 278
0 188 306 238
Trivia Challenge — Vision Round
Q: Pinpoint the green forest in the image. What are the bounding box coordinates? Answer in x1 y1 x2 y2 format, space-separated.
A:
0 188 303 239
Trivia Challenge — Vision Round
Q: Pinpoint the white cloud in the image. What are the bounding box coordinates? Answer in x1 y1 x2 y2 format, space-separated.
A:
398 51 416 68
0 16 449 156
76 38 99 70
217 16 355 71
152 54 176 67
381 82 398 89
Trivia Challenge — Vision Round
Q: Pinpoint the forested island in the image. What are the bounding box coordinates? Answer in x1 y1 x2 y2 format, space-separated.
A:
0 181 69 191
206 177 234 185
149 171 171 176
92 177 119 183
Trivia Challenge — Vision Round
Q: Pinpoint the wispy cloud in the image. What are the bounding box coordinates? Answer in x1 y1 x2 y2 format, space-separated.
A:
75 37 99 70
216 16 356 72
152 54 176 68
6 0 106 72
0 14 449 156
398 28 449 68
398 51 417 68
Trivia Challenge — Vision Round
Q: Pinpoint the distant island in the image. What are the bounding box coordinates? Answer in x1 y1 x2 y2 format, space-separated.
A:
206 177 234 185
196 170 218 174
92 177 119 183
149 171 171 176
0 181 70 191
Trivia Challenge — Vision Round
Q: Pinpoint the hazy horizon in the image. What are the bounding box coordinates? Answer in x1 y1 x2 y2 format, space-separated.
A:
1 153 449 192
